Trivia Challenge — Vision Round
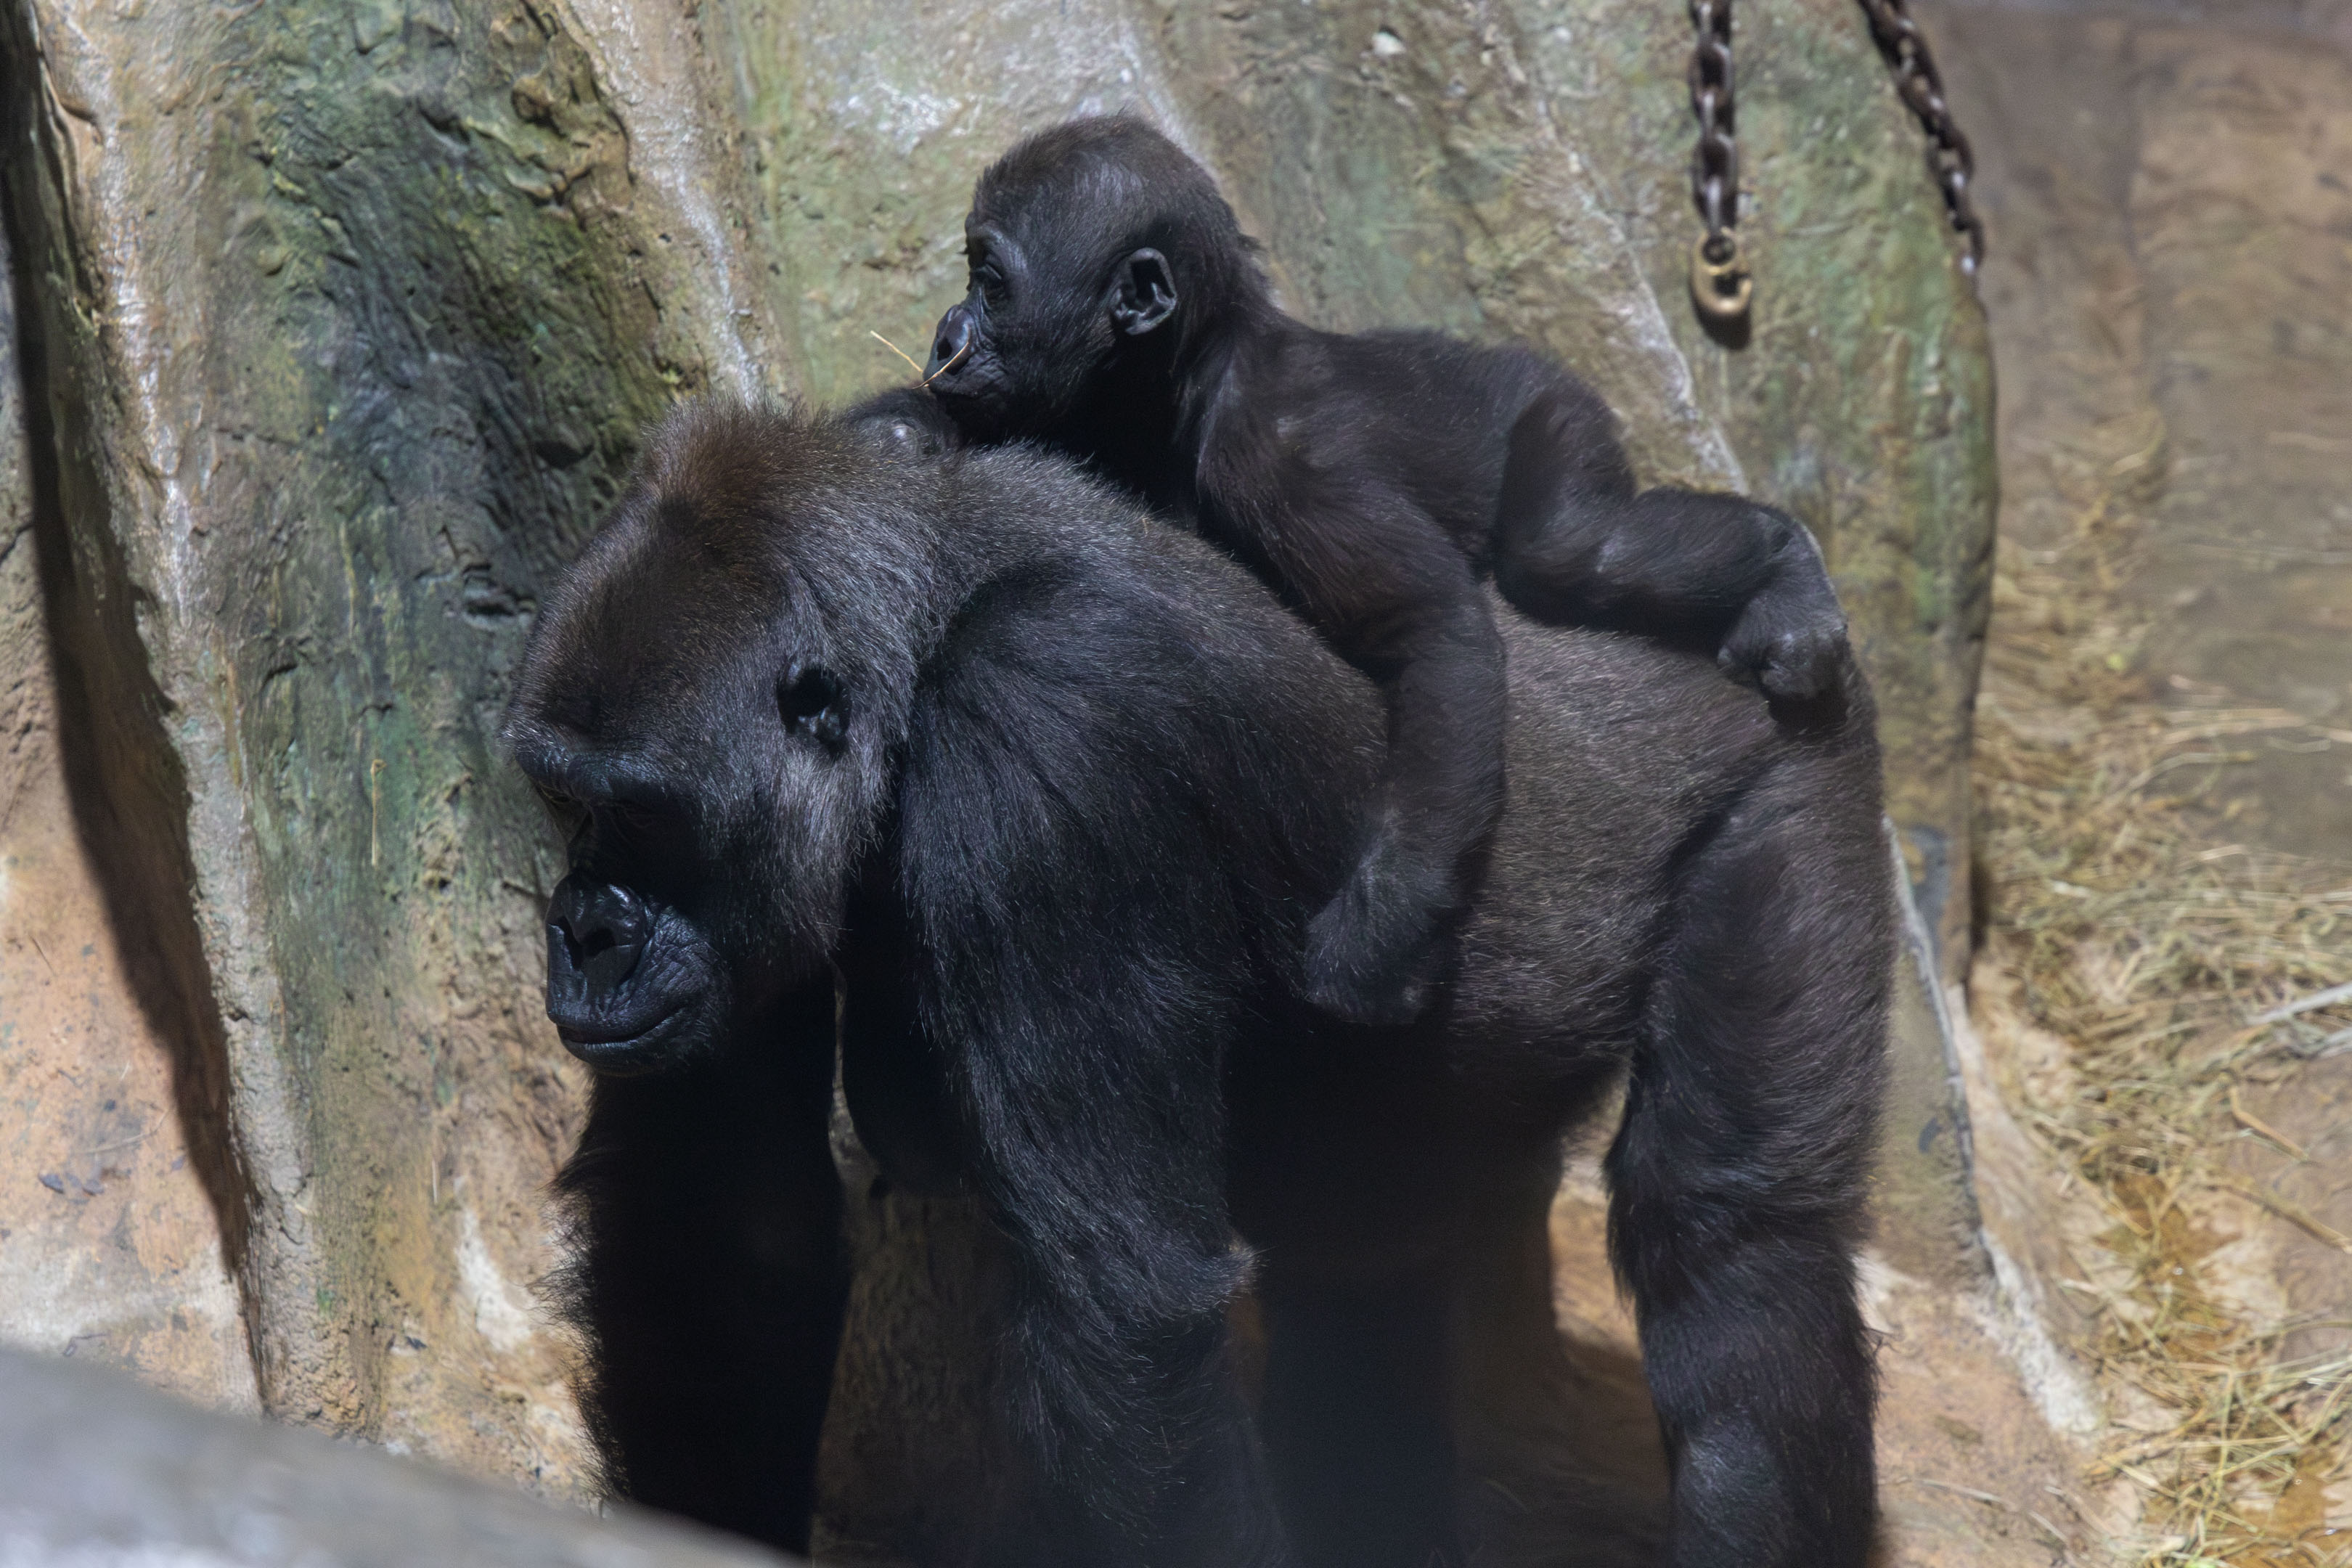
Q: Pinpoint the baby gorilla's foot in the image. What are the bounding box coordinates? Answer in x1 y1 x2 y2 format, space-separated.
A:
1303 833 1456 1027
1718 602 1846 701
1716 513 1848 702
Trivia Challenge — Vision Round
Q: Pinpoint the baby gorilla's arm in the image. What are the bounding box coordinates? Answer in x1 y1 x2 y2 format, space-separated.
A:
1492 383 1848 703
1214 451 1508 1027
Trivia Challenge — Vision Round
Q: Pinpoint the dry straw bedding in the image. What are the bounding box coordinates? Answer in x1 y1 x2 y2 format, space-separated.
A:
1973 491 2352 1566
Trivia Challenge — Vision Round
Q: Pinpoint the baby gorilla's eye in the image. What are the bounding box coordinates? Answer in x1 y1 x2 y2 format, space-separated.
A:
960 225 1016 309
779 662 849 753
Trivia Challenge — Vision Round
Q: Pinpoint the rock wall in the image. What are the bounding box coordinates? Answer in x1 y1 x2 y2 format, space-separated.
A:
1 0 1995 1507
0 209 258 1417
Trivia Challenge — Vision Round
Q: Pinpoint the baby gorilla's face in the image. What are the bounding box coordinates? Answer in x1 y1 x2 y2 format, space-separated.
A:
922 203 1159 445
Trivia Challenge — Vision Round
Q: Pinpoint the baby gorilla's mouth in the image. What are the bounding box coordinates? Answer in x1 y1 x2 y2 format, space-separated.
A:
554 1007 689 1074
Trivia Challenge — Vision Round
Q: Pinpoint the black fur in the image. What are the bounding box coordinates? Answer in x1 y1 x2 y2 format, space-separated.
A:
862 115 1849 1027
505 403 1891 1568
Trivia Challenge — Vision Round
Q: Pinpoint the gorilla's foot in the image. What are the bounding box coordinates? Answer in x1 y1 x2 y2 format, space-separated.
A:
1715 516 1850 703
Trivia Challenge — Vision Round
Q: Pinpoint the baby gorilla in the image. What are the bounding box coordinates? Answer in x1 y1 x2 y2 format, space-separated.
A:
860 115 1847 1027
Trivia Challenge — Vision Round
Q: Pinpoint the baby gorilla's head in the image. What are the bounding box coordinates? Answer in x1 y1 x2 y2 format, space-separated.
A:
920 114 1268 444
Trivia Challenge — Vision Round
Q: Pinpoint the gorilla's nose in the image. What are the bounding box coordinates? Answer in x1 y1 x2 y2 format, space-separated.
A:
547 874 651 997
926 306 976 380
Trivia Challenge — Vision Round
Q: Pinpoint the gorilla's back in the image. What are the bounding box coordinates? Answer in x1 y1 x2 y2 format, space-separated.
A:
947 442 1878 1084
1455 614 1810 1051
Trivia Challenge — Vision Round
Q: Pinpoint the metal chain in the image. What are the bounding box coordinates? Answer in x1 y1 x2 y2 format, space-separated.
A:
1856 0 1988 275
1686 0 1752 319
1686 0 1988 317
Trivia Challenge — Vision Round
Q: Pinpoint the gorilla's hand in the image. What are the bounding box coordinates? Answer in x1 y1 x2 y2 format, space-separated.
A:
1715 520 1849 703
1302 822 1455 1028
844 386 965 462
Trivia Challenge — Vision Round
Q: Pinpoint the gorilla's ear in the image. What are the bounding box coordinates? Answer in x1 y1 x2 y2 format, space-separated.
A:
1108 249 1177 337
780 662 849 753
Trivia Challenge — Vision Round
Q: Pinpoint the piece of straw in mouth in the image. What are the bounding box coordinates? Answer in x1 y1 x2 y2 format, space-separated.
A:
867 330 971 386
870 330 926 379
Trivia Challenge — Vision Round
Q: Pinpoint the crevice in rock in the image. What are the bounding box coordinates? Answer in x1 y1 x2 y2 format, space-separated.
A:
0 0 262 1385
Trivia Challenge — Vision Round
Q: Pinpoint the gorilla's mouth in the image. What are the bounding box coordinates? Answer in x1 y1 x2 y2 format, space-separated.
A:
554 1006 689 1074
924 367 1013 425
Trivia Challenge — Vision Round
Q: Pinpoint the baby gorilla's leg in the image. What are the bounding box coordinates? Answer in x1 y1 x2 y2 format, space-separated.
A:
1491 385 1848 703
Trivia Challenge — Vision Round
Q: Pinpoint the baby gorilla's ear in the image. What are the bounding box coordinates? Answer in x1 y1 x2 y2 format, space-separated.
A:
1108 249 1177 336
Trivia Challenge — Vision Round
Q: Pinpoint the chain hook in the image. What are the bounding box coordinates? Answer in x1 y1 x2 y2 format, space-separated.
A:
1691 230 1754 321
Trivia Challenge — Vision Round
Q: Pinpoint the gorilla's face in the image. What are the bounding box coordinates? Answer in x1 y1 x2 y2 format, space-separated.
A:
920 219 1105 444
506 662 859 1077
502 410 923 1075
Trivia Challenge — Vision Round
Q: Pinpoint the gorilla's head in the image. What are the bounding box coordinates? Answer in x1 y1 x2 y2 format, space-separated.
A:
503 404 933 1074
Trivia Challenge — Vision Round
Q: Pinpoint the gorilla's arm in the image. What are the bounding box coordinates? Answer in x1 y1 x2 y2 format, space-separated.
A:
1199 426 1507 1026
890 560 1304 1564
549 979 845 1554
845 385 969 460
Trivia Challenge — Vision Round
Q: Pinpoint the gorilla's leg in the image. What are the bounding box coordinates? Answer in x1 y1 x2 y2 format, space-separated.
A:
551 978 846 1553
1257 1264 1458 1568
1491 383 1847 703
1604 747 1891 1568
950 1034 1289 1568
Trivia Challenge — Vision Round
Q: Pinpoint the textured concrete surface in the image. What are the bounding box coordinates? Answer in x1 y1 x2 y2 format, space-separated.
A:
1928 0 2352 854
0 1346 794 1567
0 0 766 1487
0 214 258 1415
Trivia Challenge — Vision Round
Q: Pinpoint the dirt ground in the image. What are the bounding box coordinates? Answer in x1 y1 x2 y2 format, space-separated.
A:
1916 0 2352 1559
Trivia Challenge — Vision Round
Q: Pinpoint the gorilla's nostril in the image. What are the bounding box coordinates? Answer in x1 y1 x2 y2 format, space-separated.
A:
547 877 651 994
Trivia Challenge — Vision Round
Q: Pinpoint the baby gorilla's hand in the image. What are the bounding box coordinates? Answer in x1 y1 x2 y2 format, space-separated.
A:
1302 825 1457 1028
1715 515 1849 703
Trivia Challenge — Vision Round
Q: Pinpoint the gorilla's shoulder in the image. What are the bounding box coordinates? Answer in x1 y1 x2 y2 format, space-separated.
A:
938 446 1363 672
894 451 1381 864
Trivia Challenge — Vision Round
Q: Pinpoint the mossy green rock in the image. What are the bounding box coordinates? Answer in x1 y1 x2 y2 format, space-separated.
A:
2 0 1990 1493
1 0 790 1484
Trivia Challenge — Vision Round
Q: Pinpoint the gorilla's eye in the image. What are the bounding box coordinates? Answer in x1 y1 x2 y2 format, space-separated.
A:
779 663 849 753
971 259 1007 307
534 782 588 833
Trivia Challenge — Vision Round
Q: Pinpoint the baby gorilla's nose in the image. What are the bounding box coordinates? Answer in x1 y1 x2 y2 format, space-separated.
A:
549 875 650 997
926 306 976 380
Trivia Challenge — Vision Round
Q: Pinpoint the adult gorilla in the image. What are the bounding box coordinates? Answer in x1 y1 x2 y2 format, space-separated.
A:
504 401 1891 1568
